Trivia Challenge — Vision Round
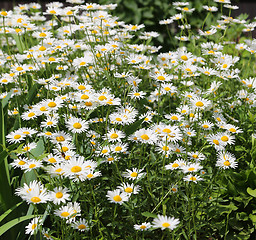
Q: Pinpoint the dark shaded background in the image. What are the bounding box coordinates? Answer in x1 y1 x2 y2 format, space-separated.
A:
0 0 256 19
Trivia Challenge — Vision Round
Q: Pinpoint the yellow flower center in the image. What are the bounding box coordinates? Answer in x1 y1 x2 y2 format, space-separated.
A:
39 46 46 51
98 95 107 101
196 101 204 107
56 136 65 142
181 55 188 61
116 117 122 121
87 173 94 178
183 7 189 11
18 160 26 165
78 224 86 229
39 32 47 37
29 163 36 168
48 158 56 163
73 123 82 129
229 128 236 133
102 149 108 154
162 146 169 151
172 163 179 168
130 172 138 177
140 134 149 140
163 128 171 133
221 136 228 142
190 176 197 181
192 154 198 159
31 197 41 203
202 125 209 128
140 225 146 229
113 195 122 202
110 133 118 139
162 222 170 228
62 147 69 152
125 187 133 193
28 112 35 117
56 192 63 198
223 160 230 166
171 116 178 121
213 139 219 145
188 167 195 171
31 224 37 230
61 212 70 217
71 166 82 173
115 146 122 151
48 102 56 108
47 121 53 126
14 134 21 139
157 76 165 81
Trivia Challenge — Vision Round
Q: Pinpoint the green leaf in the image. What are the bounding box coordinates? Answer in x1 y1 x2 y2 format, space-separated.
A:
0 202 23 223
249 214 256 225
247 187 256 197
30 138 44 157
2 92 12 108
0 215 38 236
141 212 157 218
26 83 41 105
11 34 25 53
124 118 144 135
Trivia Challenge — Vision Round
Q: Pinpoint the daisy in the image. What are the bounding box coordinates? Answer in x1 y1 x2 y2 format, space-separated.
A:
183 174 203 183
66 117 89 134
23 160 43 173
200 121 214 130
25 217 42 235
188 151 206 161
106 189 129 205
170 185 178 193
190 97 211 110
224 124 243 134
134 222 151 231
21 110 38 120
181 162 203 174
10 157 28 169
128 91 146 100
206 133 225 150
110 143 129 154
16 181 50 204
50 187 70 204
117 183 141 195
165 113 183 122
152 215 180 230
134 128 158 144
43 153 62 164
122 168 146 180
6 130 25 143
155 142 173 157
82 169 101 180
105 129 125 142
165 159 185 170
71 219 89 232
216 152 238 169
46 163 65 177
51 131 72 144
218 132 235 145
19 127 38 136
63 157 89 180
21 142 37 153
54 205 74 220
